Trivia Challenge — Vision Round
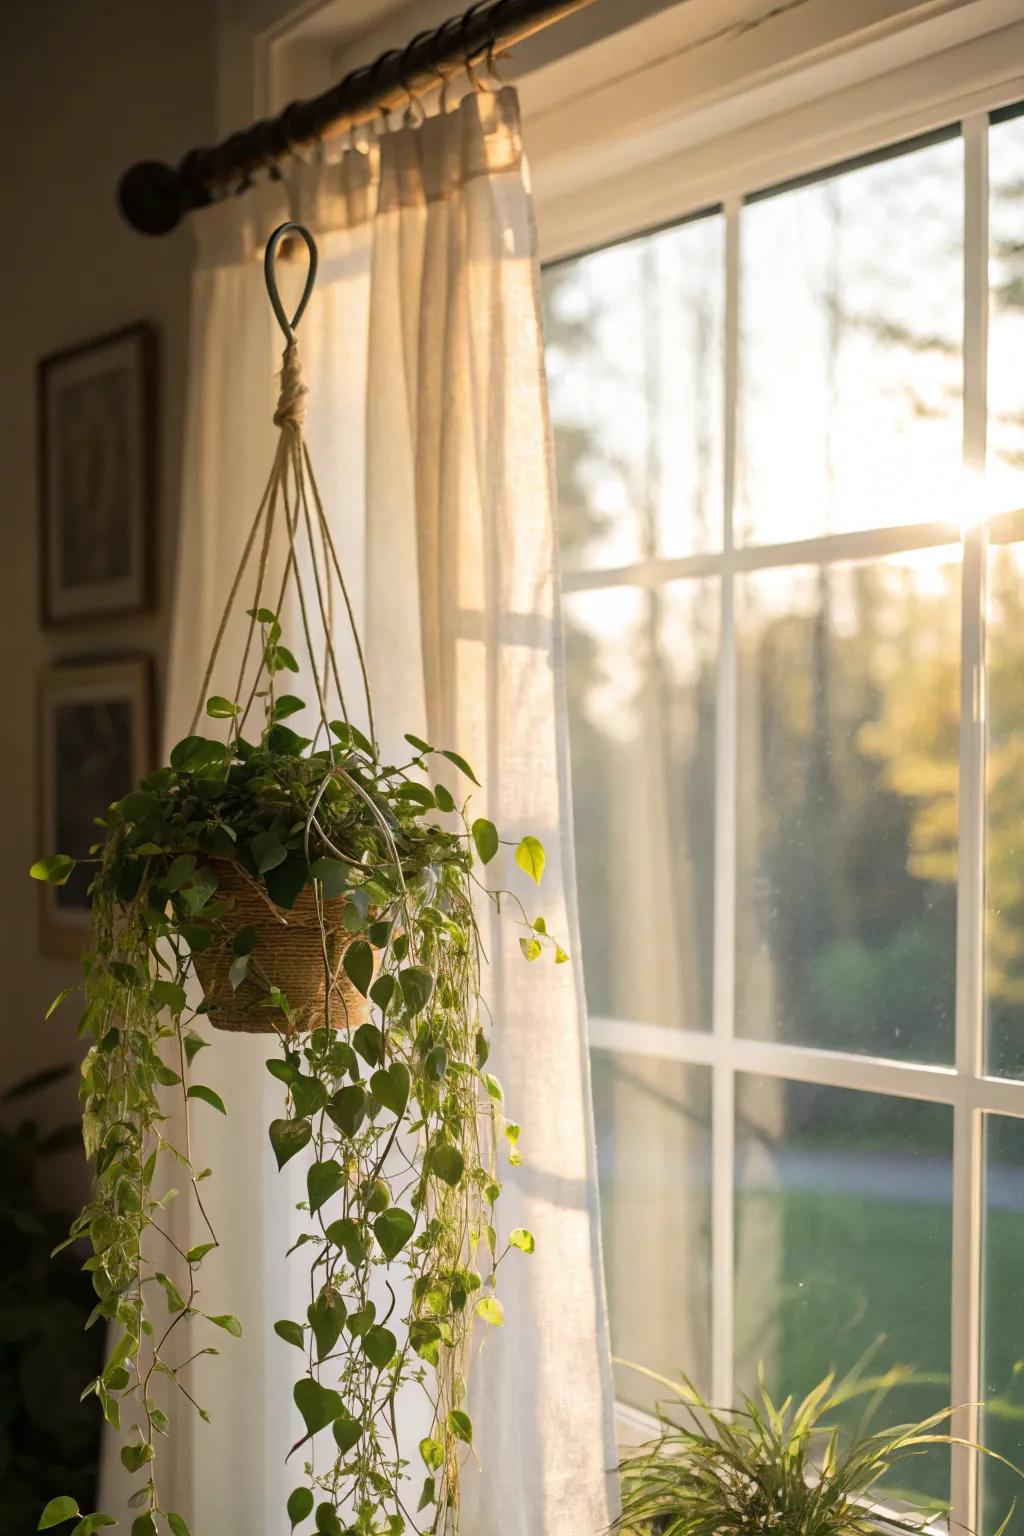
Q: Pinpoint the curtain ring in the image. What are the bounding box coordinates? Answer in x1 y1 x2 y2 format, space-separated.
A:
457 0 493 93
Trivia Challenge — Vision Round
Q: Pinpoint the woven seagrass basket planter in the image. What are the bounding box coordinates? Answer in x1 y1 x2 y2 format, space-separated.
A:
192 860 368 1033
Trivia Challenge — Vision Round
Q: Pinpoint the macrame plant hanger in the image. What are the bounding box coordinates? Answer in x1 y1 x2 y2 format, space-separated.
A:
189 221 408 1034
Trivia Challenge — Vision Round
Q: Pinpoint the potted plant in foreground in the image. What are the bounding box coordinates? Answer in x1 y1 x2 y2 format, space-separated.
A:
29 221 561 1536
612 1359 1019 1536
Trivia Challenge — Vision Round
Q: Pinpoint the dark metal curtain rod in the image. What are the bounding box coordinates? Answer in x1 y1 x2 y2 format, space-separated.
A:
119 0 598 236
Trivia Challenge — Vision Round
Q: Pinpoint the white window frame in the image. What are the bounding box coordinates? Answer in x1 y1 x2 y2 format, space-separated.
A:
550 75 1024 1536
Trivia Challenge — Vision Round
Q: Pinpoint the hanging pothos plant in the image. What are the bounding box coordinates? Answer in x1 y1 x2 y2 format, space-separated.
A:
30 222 561 1536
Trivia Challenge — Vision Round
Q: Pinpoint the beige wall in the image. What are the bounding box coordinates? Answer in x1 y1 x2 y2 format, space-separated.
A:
0 0 218 1199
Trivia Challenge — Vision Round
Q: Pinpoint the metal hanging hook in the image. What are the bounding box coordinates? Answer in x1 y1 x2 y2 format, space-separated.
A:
264 221 319 344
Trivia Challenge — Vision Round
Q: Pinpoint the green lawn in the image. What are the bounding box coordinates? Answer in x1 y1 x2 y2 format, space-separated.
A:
736 1190 1024 1532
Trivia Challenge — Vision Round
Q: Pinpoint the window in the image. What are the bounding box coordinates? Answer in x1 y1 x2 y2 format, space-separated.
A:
542 102 1024 1535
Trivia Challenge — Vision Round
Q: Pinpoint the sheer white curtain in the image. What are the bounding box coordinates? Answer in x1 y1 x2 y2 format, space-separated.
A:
101 87 617 1535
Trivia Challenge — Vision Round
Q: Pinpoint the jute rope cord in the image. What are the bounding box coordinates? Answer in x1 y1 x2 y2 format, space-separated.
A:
190 221 414 1032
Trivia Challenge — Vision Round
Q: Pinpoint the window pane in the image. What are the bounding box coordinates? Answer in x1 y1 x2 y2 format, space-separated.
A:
982 1114 1024 1536
989 110 1024 509
986 543 1024 1078
735 1076 952 1506
543 214 724 571
736 550 960 1061
565 583 717 1033
739 135 963 545
592 1050 711 1413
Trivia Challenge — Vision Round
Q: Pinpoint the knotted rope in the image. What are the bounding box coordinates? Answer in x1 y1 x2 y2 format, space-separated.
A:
274 341 307 430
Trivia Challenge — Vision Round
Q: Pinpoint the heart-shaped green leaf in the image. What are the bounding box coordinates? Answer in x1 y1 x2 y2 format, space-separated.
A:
187 1084 226 1115
346 1302 375 1337
398 966 433 1016
270 1117 312 1170
370 1062 410 1117
326 1084 367 1138
514 835 545 884
352 1024 383 1068
373 1207 415 1261
308 1289 347 1360
447 1408 473 1444
315 1505 343 1536
308 857 348 898
287 1488 314 1531
291 1075 328 1119
274 1319 305 1350
419 1437 444 1471
325 1218 368 1266
120 1441 153 1473
343 940 374 997
38 1497 80 1529
30 854 75 886
293 1377 343 1439
476 1295 504 1326
251 831 287 875
307 1160 344 1215
362 1325 397 1369
471 818 499 865
332 1412 362 1455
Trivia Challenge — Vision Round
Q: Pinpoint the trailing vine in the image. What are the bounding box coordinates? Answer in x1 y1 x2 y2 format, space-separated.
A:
31 221 560 1536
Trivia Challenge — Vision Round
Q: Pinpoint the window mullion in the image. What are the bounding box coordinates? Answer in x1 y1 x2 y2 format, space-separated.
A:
950 108 989 1536
711 195 741 1412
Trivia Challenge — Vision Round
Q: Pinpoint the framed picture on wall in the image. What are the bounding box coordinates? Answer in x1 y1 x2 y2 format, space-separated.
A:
37 658 154 956
38 323 157 625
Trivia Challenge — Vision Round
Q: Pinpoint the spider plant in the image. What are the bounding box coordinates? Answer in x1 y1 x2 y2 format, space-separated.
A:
613 1359 1018 1536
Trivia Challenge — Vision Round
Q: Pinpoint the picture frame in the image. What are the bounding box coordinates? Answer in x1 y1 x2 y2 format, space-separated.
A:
37 657 154 956
38 323 157 626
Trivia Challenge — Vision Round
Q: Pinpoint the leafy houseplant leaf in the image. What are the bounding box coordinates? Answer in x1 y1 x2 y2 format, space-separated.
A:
343 940 374 997
275 1319 305 1350
270 1117 312 1169
514 835 546 884
250 831 287 875
333 1412 361 1455
293 1376 344 1439
309 1289 347 1359
509 1227 535 1253
448 1408 473 1444
398 966 433 1015
352 1023 383 1067
327 1084 367 1137
419 1437 444 1471
476 1295 504 1326
287 1488 314 1531
167 1517 192 1536
187 1084 227 1115
441 748 480 785
38 1498 81 1529
307 1159 345 1214
208 1313 243 1338
30 854 76 885
373 1207 415 1261
370 1062 410 1116
315 1505 343 1536
309 857 349 898
120 1440 154 1473
362 1325 397 1369
471 818 499 864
